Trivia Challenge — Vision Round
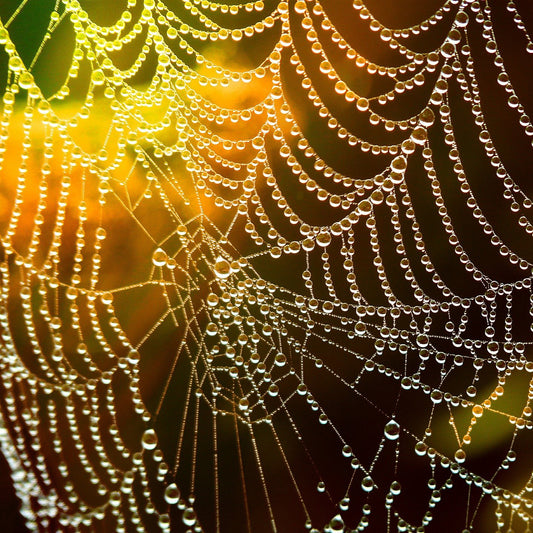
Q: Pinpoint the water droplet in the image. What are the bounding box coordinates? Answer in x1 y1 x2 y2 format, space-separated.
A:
419 107 435 127
454 449 466 463
487 341 499 355
361 476 374 492
356 97 369 112
206 293 219 307
165 483 180 504
214 257 231 279
268 384 279 396
415 441 428 456
329 514 344 532
316 231 332 247
339 497 350 511
152 248 167 267
182 507 197 526
384 419 400 440
358 200 372 216
206 322 218 336
411 127 427 144
390 481 401 495
391 155 407 173
142 429 158 450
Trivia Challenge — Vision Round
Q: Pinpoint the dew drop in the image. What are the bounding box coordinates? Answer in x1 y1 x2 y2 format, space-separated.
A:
358 200 372 216
419 107 435 127
206 293 219 307
329 514 344 532
391 155 407 173
339 497 350 511
165 483 180 505
361 476 374 492
182 507 197 526
142 429 158 450
454 448 466 463
411 126 427 145
316 230 332 247
487 341 499 355
356 97 369 112
384 419 400 440
390 480 402 495
152 248 168 267
214 257 231 279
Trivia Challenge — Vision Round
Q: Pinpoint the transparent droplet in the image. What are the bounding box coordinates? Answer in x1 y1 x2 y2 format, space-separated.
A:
486 341 499 355
356 97 369 112
214 257 231 279
206 293 219 307
358 200 372 216
411 126 427 145
206 322 218 336
18 71 34 90
329 514 344 532
419 107 435 127
454 449 466 463
384 419 400 440
316 231 331 247
268 383 279 397
391 155 407 173
339 497 350 511
142 429 158 450
91 69 105 86
165 483 180 505
390 480 402 495
152 248 167 267
182 507 197 526
361 476 374 492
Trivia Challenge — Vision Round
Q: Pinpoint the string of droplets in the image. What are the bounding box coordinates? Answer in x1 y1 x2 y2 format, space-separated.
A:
0 0 532 532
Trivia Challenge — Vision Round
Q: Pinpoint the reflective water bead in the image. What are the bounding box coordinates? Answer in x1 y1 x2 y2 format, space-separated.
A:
152 248 168 267
213 257 231 279
384 419 400 440
361 476 374 492
141 429 158 450
165 483 180 505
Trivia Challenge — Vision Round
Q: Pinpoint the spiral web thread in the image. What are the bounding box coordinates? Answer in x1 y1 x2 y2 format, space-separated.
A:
0 0 533 531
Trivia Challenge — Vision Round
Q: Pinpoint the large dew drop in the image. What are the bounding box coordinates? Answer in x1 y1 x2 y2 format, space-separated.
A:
213 256 231 279
152 247 168 267
384 419 400 440
141 429 158 450
164 483 180 505
182 507 197 526
328 514 344 532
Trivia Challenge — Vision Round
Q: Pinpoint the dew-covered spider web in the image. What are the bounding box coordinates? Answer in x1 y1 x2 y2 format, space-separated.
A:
0 0 533 531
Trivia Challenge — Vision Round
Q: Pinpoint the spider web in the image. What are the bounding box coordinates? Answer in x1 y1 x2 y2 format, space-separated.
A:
0 0 532 531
